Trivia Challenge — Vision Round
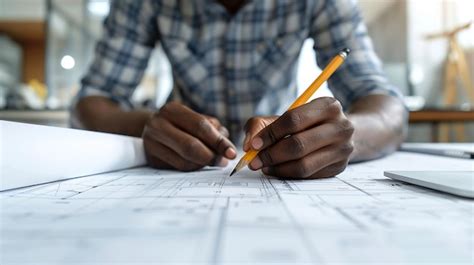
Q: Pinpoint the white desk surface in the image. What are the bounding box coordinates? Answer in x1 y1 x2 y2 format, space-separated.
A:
1 144 473 265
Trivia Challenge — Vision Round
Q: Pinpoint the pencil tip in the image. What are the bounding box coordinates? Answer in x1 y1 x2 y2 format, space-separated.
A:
229 168 236 177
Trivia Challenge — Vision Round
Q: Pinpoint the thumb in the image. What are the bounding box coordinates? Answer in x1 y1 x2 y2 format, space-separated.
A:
243 116 277 152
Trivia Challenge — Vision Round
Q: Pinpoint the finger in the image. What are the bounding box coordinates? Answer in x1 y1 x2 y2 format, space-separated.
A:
261 143 352 179
161 103 236 159
249 121 354 169
144 136 202 171
204 115 221 128
145 152 173 169
251 97 343 151
144 141 173 170
204 116 230 138
305 160 349 179
243 133 251 152
146 119 216 166
218 126 230 138
264 160 349 179
243 117 277 152
243 117 266 152
210 156 229 167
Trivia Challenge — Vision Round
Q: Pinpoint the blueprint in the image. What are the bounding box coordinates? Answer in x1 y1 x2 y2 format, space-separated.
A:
1 151 473 264
1 121 145 191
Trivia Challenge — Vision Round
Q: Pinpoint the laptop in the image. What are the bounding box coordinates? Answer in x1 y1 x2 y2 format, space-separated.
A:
384 171 474 198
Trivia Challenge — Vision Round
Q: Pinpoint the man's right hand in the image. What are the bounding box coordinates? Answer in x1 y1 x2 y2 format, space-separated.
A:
142 102 237 171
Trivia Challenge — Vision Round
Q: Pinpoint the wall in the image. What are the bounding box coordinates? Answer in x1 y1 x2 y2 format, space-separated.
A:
0 0 46 83
407 0 446 106
366 0 407 64
363 0 474 142
407 0 474 142
0 0 45 20
0 21 46 83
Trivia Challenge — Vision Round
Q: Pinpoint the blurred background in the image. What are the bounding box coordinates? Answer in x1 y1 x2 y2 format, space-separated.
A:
0 0 473 142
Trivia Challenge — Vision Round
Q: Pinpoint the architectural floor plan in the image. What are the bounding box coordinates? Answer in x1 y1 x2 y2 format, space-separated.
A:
1 151 473 264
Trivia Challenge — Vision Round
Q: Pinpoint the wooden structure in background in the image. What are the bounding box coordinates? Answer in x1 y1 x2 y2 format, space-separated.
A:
409 109 474 142
425 21 474 142
0 21 46 83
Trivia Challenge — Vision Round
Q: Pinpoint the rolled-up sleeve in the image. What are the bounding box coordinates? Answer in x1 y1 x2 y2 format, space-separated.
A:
75 0 158 109
309 0 403 109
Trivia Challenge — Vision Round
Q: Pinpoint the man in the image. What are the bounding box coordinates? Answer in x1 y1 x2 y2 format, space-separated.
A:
73 0 407 179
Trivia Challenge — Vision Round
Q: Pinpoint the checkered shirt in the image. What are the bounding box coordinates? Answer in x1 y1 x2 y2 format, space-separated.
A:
76 0 402 142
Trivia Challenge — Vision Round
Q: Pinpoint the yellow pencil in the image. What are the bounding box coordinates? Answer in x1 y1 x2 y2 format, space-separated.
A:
229 48 351 176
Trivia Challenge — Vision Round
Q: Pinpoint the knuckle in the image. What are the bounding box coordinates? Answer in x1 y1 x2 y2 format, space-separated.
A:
335 164 347 174
208 116 220 126
162 102 182 115
197 118 212 134
340 142 354 155
289 135 306 155
266 124 278 144
147 115 161 129
334 167 345 175
318 96 336 105
249 117 262 124
259 150 274 166
338 119 355 136
244 117 262 131
143 127 160 143
215 134 225 151
326 98 343 115
316 96 335 104
219 126 229 138
296 159 312 178
183 138 201 155
312 161 348 179
285 111 302 130
332 161 348 175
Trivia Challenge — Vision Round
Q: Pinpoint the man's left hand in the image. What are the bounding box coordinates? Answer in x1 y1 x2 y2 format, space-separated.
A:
243 97 354 179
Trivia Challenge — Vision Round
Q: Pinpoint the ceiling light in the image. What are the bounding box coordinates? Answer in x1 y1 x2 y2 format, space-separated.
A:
61 55 75 70
87 0 110 17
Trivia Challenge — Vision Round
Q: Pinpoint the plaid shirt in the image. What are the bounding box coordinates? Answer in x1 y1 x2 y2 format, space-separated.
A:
77 0 401 142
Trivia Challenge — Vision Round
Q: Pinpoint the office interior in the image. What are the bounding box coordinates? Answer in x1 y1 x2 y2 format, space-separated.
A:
0 0 473 142
1 1 474 264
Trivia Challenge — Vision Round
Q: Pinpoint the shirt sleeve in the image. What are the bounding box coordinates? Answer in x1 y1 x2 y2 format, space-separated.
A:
309 0 403 110
75 0 158 109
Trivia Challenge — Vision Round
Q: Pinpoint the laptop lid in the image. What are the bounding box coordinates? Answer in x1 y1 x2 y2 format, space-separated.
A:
384 171 474 198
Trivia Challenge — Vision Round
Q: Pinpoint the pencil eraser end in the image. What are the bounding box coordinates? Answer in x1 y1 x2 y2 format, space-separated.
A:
342 48 351 55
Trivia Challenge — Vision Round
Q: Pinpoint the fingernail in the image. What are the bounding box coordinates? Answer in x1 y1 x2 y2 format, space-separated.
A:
251 137 263 150
249 157 263 170
225 147 236 159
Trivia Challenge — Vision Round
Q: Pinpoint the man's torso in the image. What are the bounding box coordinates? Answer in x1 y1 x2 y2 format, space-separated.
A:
155 0 315 141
